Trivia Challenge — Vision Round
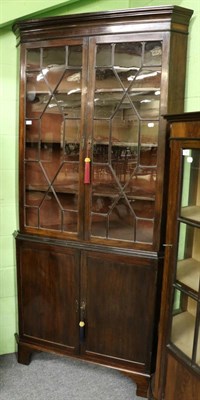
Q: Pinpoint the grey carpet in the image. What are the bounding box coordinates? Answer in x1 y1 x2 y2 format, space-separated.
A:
0 352 146 400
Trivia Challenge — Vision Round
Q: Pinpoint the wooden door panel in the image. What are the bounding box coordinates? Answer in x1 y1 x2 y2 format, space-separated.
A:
165 353 200 400
82 251 157 369
17 240 80 352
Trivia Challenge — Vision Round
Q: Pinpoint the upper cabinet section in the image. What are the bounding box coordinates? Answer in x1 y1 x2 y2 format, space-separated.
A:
13 7 193 250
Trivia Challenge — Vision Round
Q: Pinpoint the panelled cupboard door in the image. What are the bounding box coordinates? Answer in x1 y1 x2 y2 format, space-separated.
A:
16 240 80 354
21 32 169 251
80 251 158 372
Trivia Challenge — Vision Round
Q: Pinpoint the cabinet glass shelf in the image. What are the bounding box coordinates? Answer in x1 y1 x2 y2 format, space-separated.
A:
181 206 200 223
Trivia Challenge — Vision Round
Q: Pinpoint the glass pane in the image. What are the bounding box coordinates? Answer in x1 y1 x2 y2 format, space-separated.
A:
131 67 161 89
39 193 62 230
136 219 154 243
26 119 40 146
114 43 142 69
42 47 66 68
91 196 136 241
27 49 40 69
56 91 81 114
68 45 82 66
170 289 197 359
93 120 110 148
144 42 162 65
56 69 82 94
25 142 39 160
176 222 200 293
126 168 156 199
53 163 79 192
141 121 159 145
26 72 51 118
129 89 160 118
25 207 39 227
95 68 122 90
96 44 112 67
180 149 200 223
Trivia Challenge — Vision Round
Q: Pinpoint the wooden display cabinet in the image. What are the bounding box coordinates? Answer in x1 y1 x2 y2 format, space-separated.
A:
13 7 193 398
154 112 200 400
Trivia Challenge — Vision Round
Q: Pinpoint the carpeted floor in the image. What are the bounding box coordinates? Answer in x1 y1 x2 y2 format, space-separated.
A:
0 352 146 400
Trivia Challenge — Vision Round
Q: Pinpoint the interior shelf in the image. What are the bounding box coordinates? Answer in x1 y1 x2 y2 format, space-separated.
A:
177 258 200 293
181 206 200 223
25 140 158 147
171 311 200 363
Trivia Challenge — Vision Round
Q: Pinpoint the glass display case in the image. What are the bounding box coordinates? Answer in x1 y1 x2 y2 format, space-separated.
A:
171 147 200 365
154 112 200 400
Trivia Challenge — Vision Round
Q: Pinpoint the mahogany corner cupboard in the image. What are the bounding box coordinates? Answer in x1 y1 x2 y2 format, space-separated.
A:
12 6 193 397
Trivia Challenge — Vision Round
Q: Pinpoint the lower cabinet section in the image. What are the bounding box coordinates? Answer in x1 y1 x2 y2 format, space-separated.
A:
82 251 157 367
16 241 80 353
15 235 162 397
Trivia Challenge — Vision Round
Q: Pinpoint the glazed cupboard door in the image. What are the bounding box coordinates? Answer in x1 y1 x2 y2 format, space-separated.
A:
21 39 87 239
16 239 80 361
85 36 162 249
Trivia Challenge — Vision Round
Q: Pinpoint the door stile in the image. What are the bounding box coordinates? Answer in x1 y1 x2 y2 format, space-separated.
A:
83 37 97 242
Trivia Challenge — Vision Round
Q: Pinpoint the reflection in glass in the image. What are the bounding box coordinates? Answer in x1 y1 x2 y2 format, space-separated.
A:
27 48 40 69
39 193 62 230
68 45 82 66
56 69 82 94
96 44 112 67
136 219 154 243
91 41 161 243
129 67 161 88
43 47 66 68
63 119 80 148
140 121 159 146
114 43 142 68
144 42 162 65
25 207 39 227
181 149 200 223
26 120 40 144
171 288 197 360
25 45 82 233
176 222 200 293
25 142 39 161
129 90 160 118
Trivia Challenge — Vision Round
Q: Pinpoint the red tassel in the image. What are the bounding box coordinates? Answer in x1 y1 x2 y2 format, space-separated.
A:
84 157 91 184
